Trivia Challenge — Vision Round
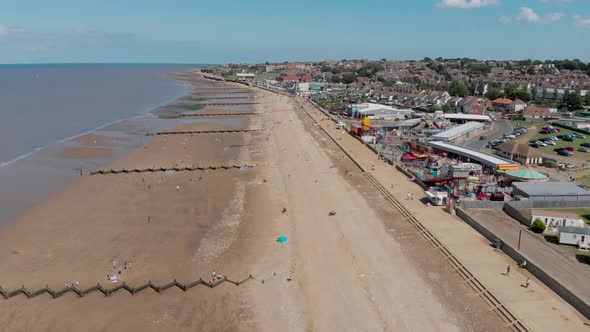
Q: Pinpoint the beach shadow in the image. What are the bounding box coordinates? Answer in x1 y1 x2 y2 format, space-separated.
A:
544 235 559 244
419 197 430 205
575 254 590 265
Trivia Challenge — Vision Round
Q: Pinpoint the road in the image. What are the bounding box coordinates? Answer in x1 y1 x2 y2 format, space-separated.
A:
467 116 513 149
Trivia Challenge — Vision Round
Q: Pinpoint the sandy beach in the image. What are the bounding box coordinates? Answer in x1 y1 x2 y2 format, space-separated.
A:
0 73 509 331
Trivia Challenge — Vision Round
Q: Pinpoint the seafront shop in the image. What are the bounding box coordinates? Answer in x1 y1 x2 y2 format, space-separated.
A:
396 140 528 200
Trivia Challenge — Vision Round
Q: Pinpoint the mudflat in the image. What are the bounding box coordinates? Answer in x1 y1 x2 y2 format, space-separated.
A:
0 74 507 331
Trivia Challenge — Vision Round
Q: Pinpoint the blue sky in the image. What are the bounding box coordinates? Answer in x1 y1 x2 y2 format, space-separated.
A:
0 0 589 64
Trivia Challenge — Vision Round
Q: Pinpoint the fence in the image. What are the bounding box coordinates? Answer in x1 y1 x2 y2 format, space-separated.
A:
0 275 264 299
148 129 262 136
456 208 590 321
461 200 506 209
89 164 257 176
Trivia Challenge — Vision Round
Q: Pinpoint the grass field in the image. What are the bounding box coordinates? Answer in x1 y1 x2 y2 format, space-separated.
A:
530 127 590 158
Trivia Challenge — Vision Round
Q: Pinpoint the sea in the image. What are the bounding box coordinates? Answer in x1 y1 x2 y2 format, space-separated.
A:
0 64 200 225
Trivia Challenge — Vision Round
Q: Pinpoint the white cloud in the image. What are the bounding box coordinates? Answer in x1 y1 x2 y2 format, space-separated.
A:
436 0 500 9
574 15 590 28
539 0 572 3
0 25 10 37
499 7 564 24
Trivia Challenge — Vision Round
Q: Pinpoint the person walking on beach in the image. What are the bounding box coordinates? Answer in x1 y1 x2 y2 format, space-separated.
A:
525 277 531 288
506 265 511 277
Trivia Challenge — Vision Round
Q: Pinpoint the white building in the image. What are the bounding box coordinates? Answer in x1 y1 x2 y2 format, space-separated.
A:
425 187 449 206
431 121 485 143
351 103 414 120
236 73 255 81
531 209 585 228
557 226 590 247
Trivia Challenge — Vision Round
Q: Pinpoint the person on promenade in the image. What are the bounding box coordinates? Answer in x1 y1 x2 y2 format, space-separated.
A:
525 278 531 288
506 265 511 277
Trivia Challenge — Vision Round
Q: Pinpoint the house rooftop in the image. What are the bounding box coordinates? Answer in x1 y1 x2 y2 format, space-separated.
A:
557 225 590 235
498 142 542 158
513 182 590 197
532 209 581 220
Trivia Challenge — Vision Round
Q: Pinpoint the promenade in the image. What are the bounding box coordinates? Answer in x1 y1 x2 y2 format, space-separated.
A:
295 96 588 331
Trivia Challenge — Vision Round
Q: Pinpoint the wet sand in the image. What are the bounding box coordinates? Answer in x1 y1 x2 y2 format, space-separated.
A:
0 74 508 331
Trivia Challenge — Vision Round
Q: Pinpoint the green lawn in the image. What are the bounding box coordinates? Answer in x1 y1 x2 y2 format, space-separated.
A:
576 175 590 187
530 127 590 157
513 120 547 128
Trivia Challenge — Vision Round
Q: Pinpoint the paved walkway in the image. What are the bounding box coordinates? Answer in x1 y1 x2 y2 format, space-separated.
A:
297 98 588 331
468 209 590 308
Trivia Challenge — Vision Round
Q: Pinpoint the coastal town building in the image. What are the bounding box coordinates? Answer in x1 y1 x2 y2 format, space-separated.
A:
492 98 513 113
512 182 590 201
557 226 590 247
429 141 518 171
509 99 526 113
431 121 485 143
351 103 414 120
531 210 585 228
497 142 543 165
523 106 552 119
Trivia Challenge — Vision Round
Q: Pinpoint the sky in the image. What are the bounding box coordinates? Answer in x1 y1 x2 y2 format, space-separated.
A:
0 0 589 64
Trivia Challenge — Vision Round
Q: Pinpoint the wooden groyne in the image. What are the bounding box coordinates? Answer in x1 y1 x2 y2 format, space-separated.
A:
178 112 259 117
89 164 257 175
0 275 264 299
148 129 261 136
175 102 258 106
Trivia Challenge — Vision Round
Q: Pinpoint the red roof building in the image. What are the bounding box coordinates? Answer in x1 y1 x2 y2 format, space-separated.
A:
523 106 551 119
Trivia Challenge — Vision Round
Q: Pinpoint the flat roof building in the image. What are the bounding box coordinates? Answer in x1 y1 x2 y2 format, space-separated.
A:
513 182 590 201
431 122 485 143
430 141 518 170
351 103 414 120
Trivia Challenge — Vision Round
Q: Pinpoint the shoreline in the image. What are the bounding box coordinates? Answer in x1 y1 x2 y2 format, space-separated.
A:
0 70 193 169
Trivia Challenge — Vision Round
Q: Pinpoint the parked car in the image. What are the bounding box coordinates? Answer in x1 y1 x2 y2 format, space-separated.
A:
564 136 575 142
564 146 575 151
530 143 541 148
567 163 576 168
479 135 487 140
543 157 557 163
571 133 587 139
554 147 564 152
558 150 573 156
544 141 556 145
579 147 590 152
505 135 516 139
534 141 547 146
581 142 590 147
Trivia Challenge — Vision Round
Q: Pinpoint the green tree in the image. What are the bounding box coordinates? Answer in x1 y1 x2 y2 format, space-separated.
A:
527 67 535 75
342 73 356 84
383 80 394 87
531 218 546 234
564 91 583 110
449 82 469 97
531 87 537 101
585 93 590 106
552 88 558 101
486 87 503 100
442 104 451 112
510 89 532 103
